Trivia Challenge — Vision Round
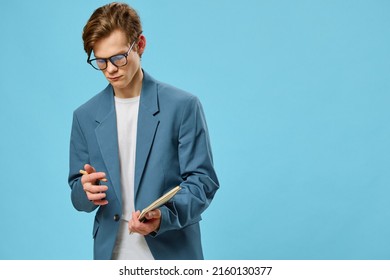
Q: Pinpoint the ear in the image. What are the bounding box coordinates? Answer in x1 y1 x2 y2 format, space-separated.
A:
137 35 146 56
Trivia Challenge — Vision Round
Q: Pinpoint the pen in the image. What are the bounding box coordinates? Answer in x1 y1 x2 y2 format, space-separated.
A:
79 169 108 182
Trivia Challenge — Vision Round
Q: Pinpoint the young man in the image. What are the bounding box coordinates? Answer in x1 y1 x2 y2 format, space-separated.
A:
68 2 219 260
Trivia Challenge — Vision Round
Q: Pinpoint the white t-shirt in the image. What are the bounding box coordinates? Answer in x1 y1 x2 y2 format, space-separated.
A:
111 95 154 260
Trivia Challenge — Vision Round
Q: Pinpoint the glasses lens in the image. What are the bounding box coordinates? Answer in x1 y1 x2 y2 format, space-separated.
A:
88 53 128 70
110 55 127 67
94 59 107 70
89 59 107 70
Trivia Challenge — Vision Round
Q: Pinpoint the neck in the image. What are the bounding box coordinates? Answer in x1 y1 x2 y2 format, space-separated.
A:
114 68 143 99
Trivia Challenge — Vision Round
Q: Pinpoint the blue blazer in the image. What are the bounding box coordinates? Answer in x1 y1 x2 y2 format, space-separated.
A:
68 71 219 260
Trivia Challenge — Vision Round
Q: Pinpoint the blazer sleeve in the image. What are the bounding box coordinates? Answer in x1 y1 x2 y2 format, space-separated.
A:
68 111 98 213
155 96 219 235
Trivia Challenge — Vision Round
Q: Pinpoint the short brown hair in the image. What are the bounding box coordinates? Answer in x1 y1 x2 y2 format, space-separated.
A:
82 2 142 57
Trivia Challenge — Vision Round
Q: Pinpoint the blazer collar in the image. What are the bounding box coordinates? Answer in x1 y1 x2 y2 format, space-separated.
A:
93 70 161 206
94 85 122 205
134 70 160 197
139 70 159 115
94 70 159 121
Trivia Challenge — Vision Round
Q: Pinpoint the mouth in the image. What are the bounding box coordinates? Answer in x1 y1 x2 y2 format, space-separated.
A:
108 76 122 82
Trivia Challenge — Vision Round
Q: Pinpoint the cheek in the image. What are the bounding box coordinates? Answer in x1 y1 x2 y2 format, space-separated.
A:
127 55 140 69
124 62 139 77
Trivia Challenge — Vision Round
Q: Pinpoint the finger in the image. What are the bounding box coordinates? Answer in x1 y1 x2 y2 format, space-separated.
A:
83 183 108 194
84 164 96 174
88 172 106 182
129 212 138 234
129 211 142 234
132 210 141 222
86 191 107 201
131 219 159 236
145 209 161 220
92 199 108 206
132 210 161 235
128 219 134 234
82 172 107 184
83 181 91 192
81 165 108 182
87 170 107 182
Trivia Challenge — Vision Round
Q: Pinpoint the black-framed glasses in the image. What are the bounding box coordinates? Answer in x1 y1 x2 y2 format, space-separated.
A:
87 41 136 70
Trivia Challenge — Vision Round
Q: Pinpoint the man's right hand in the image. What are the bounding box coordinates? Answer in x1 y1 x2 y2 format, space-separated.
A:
80 164 109 206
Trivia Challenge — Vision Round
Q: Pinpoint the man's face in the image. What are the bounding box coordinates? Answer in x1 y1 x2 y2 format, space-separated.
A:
93 29 143 94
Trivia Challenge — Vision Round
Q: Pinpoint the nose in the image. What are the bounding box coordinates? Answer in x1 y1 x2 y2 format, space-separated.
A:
106 60 118 73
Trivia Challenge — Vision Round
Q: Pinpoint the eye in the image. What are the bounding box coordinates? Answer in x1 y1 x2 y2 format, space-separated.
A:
111 55 126 63
96 59 106 66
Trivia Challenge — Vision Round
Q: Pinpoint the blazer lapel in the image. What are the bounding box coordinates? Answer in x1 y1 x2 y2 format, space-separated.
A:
94 85 122 204
134 71 160 197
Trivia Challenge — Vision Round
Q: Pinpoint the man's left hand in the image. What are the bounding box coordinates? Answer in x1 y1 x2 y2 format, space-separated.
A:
128 209 161 235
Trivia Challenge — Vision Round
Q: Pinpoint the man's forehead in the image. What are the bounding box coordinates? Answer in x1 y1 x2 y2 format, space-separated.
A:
93 30 129 57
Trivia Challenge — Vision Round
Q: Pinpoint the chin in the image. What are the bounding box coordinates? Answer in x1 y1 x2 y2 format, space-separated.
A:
110 80 128 88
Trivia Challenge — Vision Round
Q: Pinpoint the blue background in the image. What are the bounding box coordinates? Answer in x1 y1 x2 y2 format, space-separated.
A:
1 0 389 259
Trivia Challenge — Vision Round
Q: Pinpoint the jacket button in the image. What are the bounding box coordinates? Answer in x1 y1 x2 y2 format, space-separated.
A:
113 214 120 221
